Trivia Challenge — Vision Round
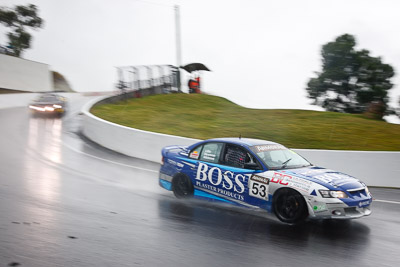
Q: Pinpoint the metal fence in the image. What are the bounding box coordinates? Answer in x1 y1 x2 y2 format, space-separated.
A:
115 65 180 98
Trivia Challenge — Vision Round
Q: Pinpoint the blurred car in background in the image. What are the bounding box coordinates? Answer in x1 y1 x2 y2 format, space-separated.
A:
159 138 372 224
29 93 67 117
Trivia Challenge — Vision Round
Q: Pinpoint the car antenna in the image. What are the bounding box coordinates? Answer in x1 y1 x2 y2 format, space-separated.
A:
239 133 241 139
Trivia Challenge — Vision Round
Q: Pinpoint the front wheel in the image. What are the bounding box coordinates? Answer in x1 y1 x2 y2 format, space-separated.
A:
172 174 194 199
273 188 308 224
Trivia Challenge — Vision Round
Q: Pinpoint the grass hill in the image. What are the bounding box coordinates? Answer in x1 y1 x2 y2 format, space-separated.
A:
91 94 400 151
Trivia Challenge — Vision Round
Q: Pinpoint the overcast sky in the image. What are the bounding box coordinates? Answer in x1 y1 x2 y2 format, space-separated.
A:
1 0 400 112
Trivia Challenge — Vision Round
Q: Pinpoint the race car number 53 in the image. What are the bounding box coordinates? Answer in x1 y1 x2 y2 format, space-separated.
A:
249 175 269 200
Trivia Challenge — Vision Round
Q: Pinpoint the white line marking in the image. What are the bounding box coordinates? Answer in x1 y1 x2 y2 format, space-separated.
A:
62 142 158 173
374 199 400 205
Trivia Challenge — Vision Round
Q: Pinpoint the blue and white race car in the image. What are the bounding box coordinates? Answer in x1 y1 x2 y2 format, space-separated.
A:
159 138 372 224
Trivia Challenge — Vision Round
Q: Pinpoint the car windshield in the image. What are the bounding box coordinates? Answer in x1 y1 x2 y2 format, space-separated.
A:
37 94 58 102
250 145 311 170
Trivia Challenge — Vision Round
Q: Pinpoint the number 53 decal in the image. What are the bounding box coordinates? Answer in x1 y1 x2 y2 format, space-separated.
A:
249 175 269 200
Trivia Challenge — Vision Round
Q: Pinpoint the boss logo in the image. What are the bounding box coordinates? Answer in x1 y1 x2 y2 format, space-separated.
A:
195 162 249 194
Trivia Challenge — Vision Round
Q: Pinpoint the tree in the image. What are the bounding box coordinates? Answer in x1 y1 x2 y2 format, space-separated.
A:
306 34 395 117
395 96 400 119
0 4 43 57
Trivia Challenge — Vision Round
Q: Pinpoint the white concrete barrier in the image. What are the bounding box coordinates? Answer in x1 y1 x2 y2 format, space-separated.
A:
81 96 199 163
0 93 39 109
293 149 400 188
81 96 400 188
0 54 52 92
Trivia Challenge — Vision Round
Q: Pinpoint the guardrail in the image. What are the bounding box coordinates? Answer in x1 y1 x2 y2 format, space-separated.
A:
81 95 400 188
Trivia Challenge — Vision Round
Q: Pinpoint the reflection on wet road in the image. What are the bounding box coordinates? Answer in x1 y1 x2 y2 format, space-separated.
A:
25 117 62 203
0 95 399 266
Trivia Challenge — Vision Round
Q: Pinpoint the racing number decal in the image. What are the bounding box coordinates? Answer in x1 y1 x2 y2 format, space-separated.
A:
251 182 267 197
249 175 269 200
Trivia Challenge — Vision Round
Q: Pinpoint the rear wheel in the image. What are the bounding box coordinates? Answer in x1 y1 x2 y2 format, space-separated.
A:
172 174 194 199
273 188 308 224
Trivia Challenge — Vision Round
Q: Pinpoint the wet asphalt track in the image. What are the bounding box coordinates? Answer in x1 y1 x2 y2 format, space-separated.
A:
0 94 400 267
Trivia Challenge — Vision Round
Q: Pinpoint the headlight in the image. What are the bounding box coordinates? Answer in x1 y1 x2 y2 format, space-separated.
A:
361 182 370 194
360 182 371 196
364 186 372 197
29 105 44 111
319 190 348 198
53 104 62 108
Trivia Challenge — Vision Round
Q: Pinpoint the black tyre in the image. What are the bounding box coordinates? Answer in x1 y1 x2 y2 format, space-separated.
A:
172 174 194 199
273 188 308 224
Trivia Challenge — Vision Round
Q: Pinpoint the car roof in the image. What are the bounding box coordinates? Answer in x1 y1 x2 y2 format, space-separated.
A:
37 93 65 100
204 137 282 148
38 93 57 98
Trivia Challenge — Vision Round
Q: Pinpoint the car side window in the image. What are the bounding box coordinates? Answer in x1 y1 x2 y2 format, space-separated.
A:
222 144 255 169
199 143 223 163
189 145 203 160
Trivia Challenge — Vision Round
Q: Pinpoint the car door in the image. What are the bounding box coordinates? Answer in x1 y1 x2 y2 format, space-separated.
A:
188 141 255 203
186 142 224 188
215 143 265 205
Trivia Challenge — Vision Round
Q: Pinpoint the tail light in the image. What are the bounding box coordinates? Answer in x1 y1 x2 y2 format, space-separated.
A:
161 156 164 165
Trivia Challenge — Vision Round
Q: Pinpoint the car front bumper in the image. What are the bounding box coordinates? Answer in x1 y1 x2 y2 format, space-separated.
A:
29 106 65 113
307 201 372 220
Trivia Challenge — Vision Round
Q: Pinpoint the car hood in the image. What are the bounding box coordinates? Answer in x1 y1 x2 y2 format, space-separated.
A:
281 166 364 191
31 101 64 105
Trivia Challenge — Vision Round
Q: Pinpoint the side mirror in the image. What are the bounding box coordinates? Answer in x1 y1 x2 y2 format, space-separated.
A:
244 162 260 170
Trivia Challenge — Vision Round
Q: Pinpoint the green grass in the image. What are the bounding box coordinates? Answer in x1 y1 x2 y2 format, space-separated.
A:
91 94 400 151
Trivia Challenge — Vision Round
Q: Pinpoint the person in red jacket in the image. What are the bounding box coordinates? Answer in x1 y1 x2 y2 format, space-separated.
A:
188 77 199 93
195 76 201 93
